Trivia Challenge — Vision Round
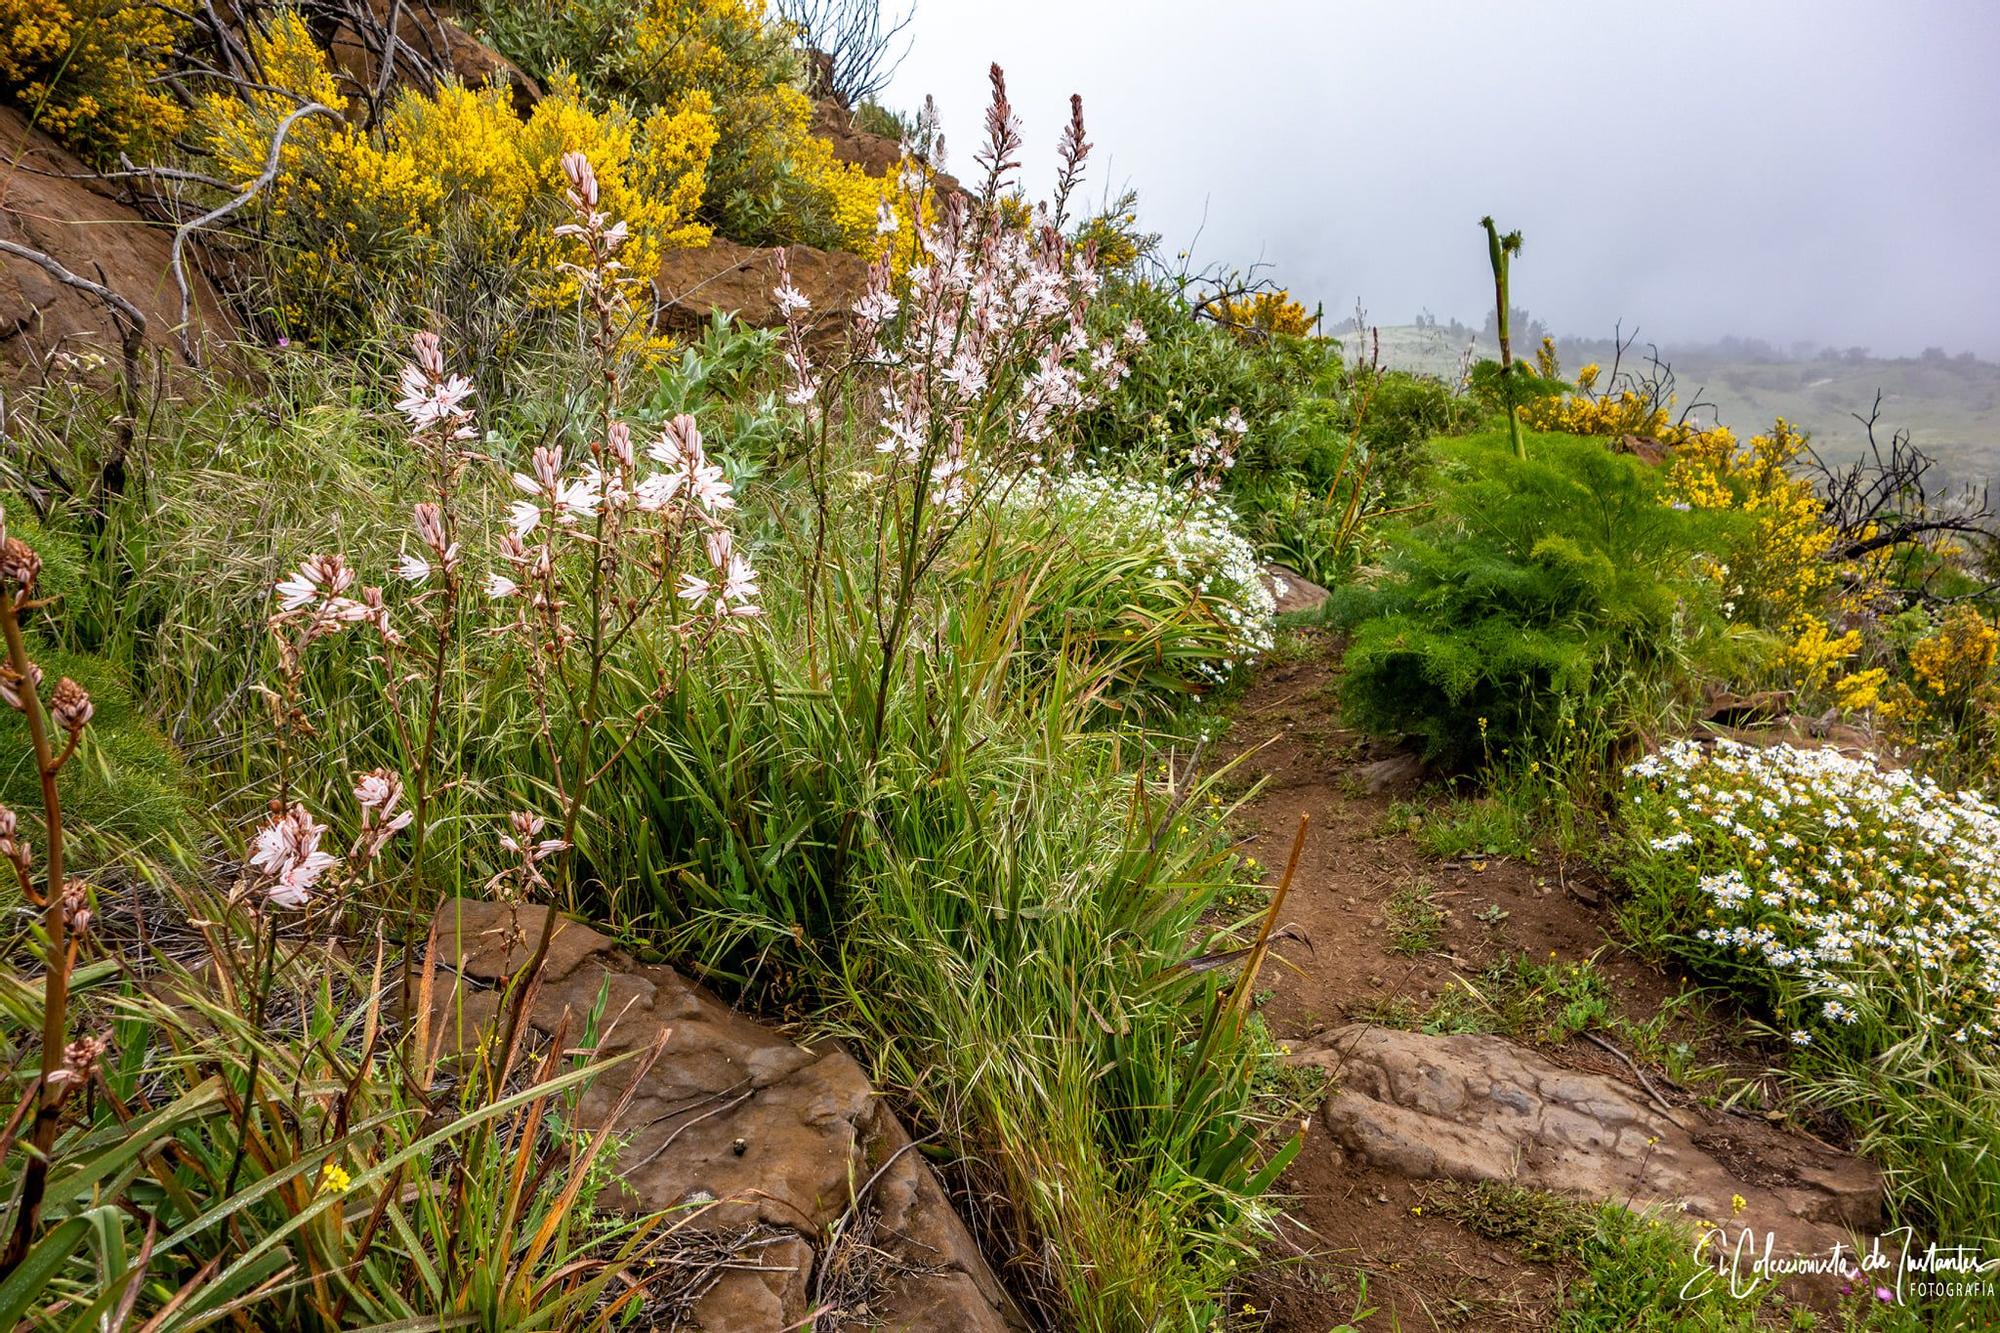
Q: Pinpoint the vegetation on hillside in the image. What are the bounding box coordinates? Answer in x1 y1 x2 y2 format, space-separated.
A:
2 2 1998 1330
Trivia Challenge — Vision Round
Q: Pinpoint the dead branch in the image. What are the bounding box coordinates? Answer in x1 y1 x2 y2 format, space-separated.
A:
168 101 340 363
775 0 917 106
1804 391 1997 574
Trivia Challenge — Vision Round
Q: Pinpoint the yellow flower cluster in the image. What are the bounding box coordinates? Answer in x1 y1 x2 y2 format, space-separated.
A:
196 16 715 340
1876 607 2000 782
630 0 792 107
767 83 925 261
1520 387 1680 441
1210 289 1317 340
1533 335 1559 380
1833 666 1889 714
620 0 914 257
1665 417 1888 690
1076 211 1143 272
1909 605 1998 704
1517 346 1693 440
0 0 186 161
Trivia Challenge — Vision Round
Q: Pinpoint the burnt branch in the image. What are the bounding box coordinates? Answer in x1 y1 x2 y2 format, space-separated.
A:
1805 391 1997 570
775 0 917 106
0 239 150 521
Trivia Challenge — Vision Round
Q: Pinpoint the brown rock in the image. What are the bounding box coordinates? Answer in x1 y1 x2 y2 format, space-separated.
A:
1295 1024 1882 1269
1 110 230 375
428 900 1027 1332
654 237 869 341
692 1234 814 1333
1353 752 1425 795
1702 688 1794 725
813 98 905 177
1263 562 1330 617
1613 432 1671 464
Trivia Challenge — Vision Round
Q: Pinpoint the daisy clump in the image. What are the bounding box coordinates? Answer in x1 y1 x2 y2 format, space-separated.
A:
1621 737 2000 1264
1625 738 2000 1051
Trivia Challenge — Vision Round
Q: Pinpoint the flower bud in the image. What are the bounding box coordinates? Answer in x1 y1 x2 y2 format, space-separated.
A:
411 330 445 379
49 677 93 733
560 151 599 208
0 805 28 874
61 882 91 938
47 1034 107 1090
0 660 42 712
0 537 40 591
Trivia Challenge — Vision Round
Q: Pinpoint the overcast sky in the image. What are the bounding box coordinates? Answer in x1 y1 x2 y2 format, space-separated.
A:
883 1 2000 358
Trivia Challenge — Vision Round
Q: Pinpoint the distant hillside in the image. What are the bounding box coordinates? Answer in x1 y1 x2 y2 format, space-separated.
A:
1353 325 2000 488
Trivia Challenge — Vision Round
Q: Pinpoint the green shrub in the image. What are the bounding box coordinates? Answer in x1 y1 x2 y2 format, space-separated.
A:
0 500 189 850
981 470 1277 704
582 511 1295 1328
1082 278 1473 585
1332 429 1752 774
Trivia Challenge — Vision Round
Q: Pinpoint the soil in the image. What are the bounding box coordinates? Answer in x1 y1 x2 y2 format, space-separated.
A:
1219 631 1802 1332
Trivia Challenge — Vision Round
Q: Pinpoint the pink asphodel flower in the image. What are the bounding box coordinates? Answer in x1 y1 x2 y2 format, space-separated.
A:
410 502 460 572
396 366 475 432
773 282 811 317
275 554 356 613
249 802 339 909
513 445 564 498
507 499 542 539
353 768 413 861
718 552 762 621
500 810 568 861
560 151 599 209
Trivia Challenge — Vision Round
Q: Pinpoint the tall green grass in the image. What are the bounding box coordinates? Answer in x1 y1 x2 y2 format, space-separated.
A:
586 505 1301 1328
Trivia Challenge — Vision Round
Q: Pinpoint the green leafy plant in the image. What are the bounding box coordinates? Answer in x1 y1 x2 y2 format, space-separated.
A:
1331 429 1753 778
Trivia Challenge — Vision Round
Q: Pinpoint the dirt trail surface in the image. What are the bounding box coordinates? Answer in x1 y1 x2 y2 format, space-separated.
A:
1220 633 1873 1332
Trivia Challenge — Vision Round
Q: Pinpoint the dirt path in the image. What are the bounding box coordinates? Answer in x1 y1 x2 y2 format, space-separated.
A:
1219 633 1719 1332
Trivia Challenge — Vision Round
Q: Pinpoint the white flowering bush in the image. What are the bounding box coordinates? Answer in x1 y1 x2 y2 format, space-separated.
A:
1624 738 2000 1051
991 470 1276 698
1621 738 2000 1268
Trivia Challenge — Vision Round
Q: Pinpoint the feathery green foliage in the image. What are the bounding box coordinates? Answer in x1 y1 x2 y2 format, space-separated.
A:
1332 429 1753 773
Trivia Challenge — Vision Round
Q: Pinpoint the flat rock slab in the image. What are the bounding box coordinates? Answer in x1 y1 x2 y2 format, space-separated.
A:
2 109 230 375
1295 1024 1882 1262
427 899 1026 1333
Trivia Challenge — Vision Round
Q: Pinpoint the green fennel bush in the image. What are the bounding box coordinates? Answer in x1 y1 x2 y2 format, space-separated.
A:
1332 428 1754 775
0 501 190 849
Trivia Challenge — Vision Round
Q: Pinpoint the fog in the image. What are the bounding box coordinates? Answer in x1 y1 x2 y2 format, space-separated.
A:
883 0 2000 359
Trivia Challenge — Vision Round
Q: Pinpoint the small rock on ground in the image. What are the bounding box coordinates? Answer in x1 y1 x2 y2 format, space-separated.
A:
1263 563 1331 617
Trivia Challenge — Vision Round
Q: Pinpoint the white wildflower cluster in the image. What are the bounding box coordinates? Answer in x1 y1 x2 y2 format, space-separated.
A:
1628 738 2000 1048
1006 471 1276 684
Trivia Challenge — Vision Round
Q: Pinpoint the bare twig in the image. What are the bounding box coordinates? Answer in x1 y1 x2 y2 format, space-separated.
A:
167 101 340 363
1580 1029 1687 1127
0 239 149 513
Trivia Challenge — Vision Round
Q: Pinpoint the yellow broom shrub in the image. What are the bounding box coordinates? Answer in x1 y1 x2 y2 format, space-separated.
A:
0 0 186 161
196 15 715 340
